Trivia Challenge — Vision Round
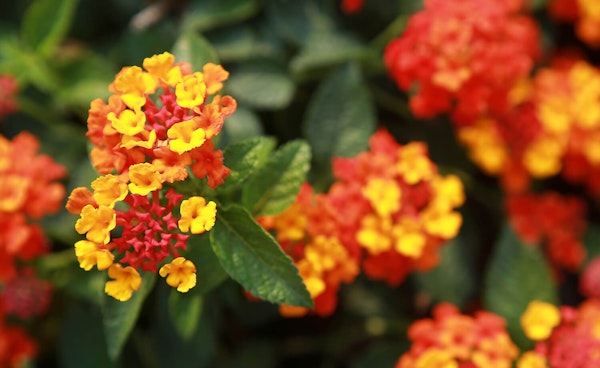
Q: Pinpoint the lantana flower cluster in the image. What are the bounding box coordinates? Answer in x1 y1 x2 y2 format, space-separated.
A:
396 303 519 368
259 129 465 316
0 132 65 366
385 0 600 198
66 52 236 301
519 300 600 367
458 58 600 195
383 0 540 126
506 191 588 273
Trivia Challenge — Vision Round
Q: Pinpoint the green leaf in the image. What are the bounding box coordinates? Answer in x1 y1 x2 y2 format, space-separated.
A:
35 250 106 303
58 303 116 368
265 0 334 46
103 273 156 361
0 34 58 91
54 51 116 112
208 25 279 63
172 31 219 70
168 290 203 341
584 224 600 262
225 59 296 109
219 106 264 147
302 62 376 173
210 205 313 308
483 224 558 350
291 31 375 74
182 0 260 32
241 140 310 216
152 284 215 368
219 136 276 192
22 0 79 57
185 233 229 294
412 233 477 308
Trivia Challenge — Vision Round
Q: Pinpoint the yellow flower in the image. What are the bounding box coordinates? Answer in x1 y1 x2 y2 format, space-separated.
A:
397 142 435 184
394 226 425 258
392 219 426 258
74 240 114 271
523 138 564 178
458 118 508 175
112 66 157 109
75 204 116 244
178 196 217 234
159 257 197 292
271 202 308 242
362 178 401 217
414 349 458 368
177 196 217 234
356 214 393 255
304 236 349 274
105 264 142 302
520 301 561 341
107 108 146 136
127 163 162 195
570 63 600 130
537 96 571 133
422 209 463 239
175 72 207 109
143 52 182 86
121 129 157 150
430 175 465 211
167 119 206 154
516 351 548 368
91 174 128 208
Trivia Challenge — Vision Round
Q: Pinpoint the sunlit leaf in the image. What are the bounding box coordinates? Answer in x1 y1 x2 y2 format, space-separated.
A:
241 140 310 216
219 136 276 192
210 205 313 308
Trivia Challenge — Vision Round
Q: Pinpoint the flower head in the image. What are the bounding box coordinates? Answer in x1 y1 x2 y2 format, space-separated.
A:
178 196 217 234
159 257 197 292
105 264 142 302
521 301 561 341
75 205 116 245
74 240 114 271
70 52 235 301
384 0 539 125
127 162 162 195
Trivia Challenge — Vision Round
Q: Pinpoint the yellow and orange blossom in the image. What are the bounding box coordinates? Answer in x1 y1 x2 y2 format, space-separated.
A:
159 257 197 292
520 300 561 341
104 264 142 302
